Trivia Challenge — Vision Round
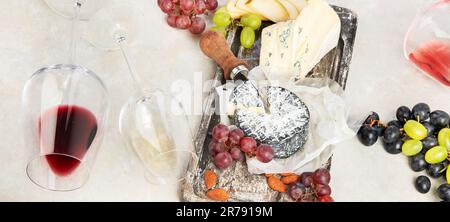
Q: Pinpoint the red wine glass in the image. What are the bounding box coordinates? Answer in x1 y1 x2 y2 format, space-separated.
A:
23 64 109 191
22 2 109 191
404 0 450 87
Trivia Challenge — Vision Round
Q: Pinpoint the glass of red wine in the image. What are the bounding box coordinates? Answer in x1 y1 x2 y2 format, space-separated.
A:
404 0 450 87
86 2 198 185
22 1 109 191
23 64 109 191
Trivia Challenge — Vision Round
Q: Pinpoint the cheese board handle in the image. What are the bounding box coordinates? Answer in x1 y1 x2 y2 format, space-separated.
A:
200 31 248 80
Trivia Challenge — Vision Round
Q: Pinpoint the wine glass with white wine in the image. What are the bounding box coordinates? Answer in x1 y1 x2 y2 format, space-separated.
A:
85 2 198 185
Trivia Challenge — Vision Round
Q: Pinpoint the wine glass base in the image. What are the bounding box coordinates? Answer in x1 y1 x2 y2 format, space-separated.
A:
85 2 145 51
44 0 105 20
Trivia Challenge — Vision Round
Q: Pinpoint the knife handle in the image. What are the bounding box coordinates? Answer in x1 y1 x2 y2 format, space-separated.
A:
200 31 248 80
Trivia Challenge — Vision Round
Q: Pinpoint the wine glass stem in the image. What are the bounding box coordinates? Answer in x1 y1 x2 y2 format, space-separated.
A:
118 38 144 93
69 1 82 64
61 1 83 106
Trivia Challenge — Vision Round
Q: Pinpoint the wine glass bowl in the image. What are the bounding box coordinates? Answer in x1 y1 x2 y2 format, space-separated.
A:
404 0 450 86
23 64 109 191
119 90 197 185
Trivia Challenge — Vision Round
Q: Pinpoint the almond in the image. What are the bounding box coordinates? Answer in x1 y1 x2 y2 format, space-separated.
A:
206 188 229 201
204 170 217 189
281 175 299 185
267 175 286 193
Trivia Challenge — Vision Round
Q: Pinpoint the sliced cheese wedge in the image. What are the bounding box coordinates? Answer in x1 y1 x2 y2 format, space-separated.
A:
236 0 269 20
288 0 309 12
227 0 247 18
259 0 341 81
246 0 289 22
275 20 296 74
277 0 299 19
290 0 340 79
260 22 283 71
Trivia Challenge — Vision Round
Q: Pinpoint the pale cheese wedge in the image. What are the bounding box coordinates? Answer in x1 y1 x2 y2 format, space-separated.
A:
259 0 341 81
236 0 269 20
290 0 340 79
246 0 289 22
288 0 309 12
260 23 282 69
227 0 248 18
277 0 299 19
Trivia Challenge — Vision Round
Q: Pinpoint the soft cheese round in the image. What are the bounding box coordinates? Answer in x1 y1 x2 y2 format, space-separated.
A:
230 83 310 158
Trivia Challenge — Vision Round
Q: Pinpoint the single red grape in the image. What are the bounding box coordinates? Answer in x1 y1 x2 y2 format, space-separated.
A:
288 183 306 201
193 0 206 14
300 172 314 187
212 124 230 142
230 147 244 161
214 152 233 169
205 0 218 11
314 184 331 196
180 0 195 12
229 128 244 145
313 168 331 185
189 17 206 34
160 0 175 14
208 140 225 157
318 195 334 202
166 15 178 28
256 144 274 163
239 137 257 153
176 15 192 29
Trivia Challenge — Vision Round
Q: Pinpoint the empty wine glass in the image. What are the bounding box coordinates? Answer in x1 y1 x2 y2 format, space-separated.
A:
404 0 450 87
22 2 109 191
86 2 198 185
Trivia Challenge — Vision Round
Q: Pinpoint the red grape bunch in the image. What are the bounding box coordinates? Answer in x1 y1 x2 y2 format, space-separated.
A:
157 0 218 34
209 124 275 169
287 168 334 202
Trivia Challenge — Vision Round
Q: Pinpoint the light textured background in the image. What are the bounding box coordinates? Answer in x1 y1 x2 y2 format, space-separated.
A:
0 0 448 201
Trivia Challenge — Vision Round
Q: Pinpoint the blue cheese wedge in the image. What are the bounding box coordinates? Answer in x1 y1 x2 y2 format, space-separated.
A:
259 0 341 81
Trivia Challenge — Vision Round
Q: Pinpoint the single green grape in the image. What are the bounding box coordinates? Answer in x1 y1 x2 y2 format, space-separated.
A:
402 139 423 156
213 12 232 27
210 26 227 37
241 14 262 30
425 146 448 164
438 128 450 150
404 120 427 140
240 27 255 49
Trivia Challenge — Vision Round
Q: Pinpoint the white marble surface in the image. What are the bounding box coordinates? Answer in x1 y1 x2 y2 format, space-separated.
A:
0 0 448 201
